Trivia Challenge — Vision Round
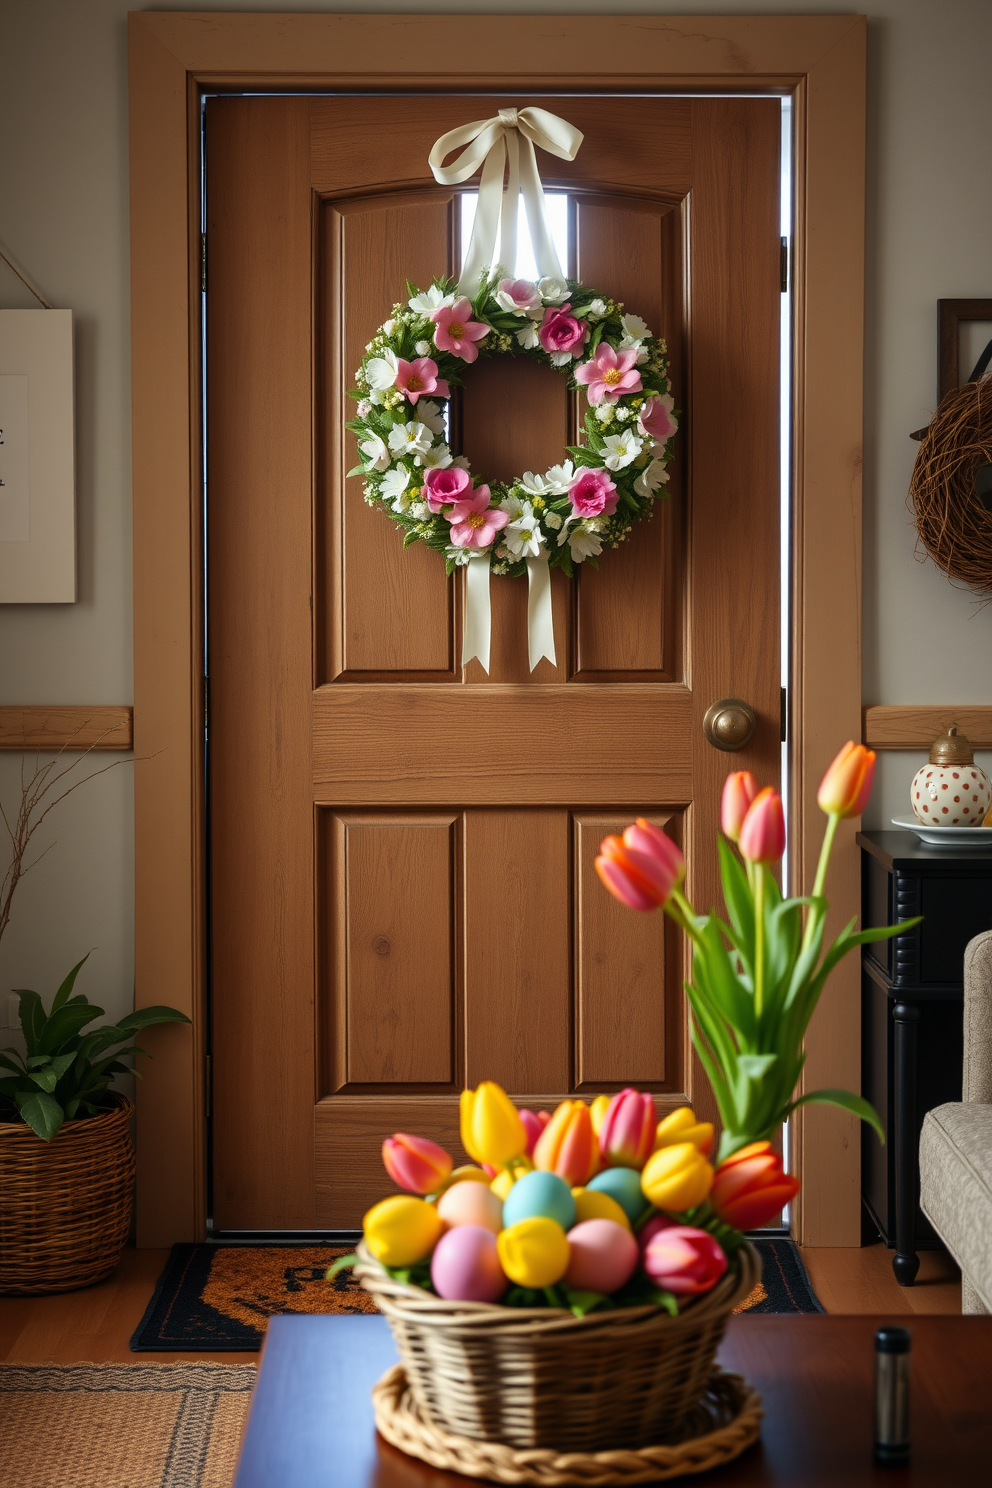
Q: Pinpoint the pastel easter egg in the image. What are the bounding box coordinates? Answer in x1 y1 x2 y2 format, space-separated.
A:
502 1169 576 1232
565 1219 639 1294
498 1217 570 1288
437 1179 504 1234
430 1224 507 1303
587 1166 648 1226
571 1186 632 1232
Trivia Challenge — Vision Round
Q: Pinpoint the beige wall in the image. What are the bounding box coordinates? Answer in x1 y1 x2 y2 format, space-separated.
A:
1 0 990 1026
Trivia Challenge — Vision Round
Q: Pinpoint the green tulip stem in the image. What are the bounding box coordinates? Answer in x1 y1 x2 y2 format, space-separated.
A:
754 864 766 1019
812 811 840 901
667 888 706 950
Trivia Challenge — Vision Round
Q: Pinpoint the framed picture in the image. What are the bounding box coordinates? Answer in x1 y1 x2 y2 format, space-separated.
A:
938 298 992 400
0 309 76 602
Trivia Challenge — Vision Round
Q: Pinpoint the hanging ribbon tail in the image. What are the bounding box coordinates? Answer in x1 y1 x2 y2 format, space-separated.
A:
462 554 492 673
526 554 557 672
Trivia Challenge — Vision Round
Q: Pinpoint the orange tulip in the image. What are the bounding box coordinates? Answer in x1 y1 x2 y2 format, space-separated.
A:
817 741 876 819
595 820 685 912
710 1141 801 1229
721 772 759 843
738 788 785 865
533 1100 597 1186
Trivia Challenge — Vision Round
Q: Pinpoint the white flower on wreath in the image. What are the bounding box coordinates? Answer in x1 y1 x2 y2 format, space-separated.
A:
366 350 399 390
359 433 390 472
621 313 651 342
584 298 608 320
500 492 525 520
382 318 397 336
550 350 575 367
543 460 574 494
495 279 543 318
558 519 603 562
594 402 615 425
417 443 453 470
518 471 553 499
444 544 472 567
417 401 446 438
515 322 540 350
634 458 671 497
602 431 644 471
451 455 471 470
409 284 456 315
357 398 371 418
544 511 563 531
616 406 635 424
538 275 570 304
381 466 411 504
504 502 545 559
415 340 432 357
388 421 433 457
410 501 430 520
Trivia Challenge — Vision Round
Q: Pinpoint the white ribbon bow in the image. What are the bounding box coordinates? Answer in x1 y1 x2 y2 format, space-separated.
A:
429 106 583 296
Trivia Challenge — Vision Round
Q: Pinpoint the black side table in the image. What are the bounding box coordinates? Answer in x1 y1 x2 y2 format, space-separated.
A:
858 830 992 1285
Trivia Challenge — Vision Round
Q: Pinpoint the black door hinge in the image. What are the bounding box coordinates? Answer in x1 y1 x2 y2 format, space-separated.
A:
780 686 788 743
200 233 207 293
780 237 789 293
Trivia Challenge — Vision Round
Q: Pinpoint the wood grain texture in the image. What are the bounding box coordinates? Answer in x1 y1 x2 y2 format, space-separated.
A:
206 97 316 1230
0 706 132 750
311 684 694 806
864 705 992 750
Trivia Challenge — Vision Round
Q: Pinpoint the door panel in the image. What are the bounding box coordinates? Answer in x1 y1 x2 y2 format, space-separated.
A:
208 92 780 1229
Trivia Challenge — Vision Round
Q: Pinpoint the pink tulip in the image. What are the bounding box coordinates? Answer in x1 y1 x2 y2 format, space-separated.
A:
446 485 509 550
637 394 678 443
721 772 759 842
568 466 618 519
595 819 685 912
817 741 876 819
519 1108 551 1157
538 303 589 358
599 1088 657 1169
393 356 449 406
637 1212 678 1253
738 787 785 865
382 1132 453 1194
574 344 643 404
424 465 470 513
642 1225 728 1296
431 298 490 363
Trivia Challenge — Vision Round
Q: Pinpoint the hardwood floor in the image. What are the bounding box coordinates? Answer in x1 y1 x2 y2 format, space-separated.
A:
0 1240 961 1365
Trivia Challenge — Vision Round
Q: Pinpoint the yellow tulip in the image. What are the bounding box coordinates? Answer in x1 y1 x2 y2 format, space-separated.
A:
490 1168 516 1201
571 1186 632 1232
363 1195 443 1268
640 1142 714 1212
589 1094 612 1138
435 1165 491 1195
460 1083 527 1167
497 1217 570 1289
654 1106 714 1159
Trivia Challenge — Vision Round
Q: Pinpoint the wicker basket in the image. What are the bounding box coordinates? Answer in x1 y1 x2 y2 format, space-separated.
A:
0 1093 136 1295
354 1238 761 1452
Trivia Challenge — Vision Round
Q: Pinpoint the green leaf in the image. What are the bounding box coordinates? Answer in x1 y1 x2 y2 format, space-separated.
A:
717 836 755 958
14 1090 64 1142
0 1052 25 1075
13 990 46 1054
345 463 365 479
28 1067 59 1092
114 1006 191 1033
326 1254 358 1280
37 1003 104 1056
786 1087 885 1145
50 955 90 1015
561 1287 609 1318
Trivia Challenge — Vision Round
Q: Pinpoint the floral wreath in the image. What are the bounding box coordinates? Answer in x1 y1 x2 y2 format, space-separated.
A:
347 273 678 578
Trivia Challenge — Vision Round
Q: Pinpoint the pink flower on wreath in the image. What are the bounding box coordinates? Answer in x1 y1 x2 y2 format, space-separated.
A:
394 356 449 406
446 485 509 549
568 466 618 519
575 344 643 404
431 298 490 363
538 303 589 358
637 394 678 443
423 465 471 513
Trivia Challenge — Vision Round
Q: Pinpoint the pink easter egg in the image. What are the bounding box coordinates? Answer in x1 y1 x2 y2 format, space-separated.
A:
430 1224 507 1303
565 1219 639 1294
437 1180 504 1234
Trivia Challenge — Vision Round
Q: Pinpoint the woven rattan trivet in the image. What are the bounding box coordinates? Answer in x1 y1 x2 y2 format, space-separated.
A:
373 1363 763 1485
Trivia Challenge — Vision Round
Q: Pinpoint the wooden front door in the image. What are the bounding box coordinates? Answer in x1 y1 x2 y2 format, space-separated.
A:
206 93 781 1231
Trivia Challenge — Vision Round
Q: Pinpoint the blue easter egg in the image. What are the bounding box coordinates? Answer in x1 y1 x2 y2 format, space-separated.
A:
587 1166 647 1225
502 1170 576 1231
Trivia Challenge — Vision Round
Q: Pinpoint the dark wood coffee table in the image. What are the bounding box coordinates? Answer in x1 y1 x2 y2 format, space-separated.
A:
232 1313 992 1487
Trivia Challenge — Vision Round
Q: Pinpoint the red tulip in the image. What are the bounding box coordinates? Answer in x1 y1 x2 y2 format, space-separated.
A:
533 1100 597 1186
721 771 759 842
641 1224 728 1296
738 788 785 864
382 1132 453 1194
598 1088 657 1169
817 741 876 819
519 1108 551 1157
710 1141 801 1229
595 820 685 912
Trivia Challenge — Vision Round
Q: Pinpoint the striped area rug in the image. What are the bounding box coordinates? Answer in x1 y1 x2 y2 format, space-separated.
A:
0 1362 255 1488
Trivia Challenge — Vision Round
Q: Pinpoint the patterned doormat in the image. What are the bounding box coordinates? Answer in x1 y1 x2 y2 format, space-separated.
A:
0 1362 254 1488
131 1237 821 1353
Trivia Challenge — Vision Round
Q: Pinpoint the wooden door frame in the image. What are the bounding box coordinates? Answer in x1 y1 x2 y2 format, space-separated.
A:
129 11 866 1247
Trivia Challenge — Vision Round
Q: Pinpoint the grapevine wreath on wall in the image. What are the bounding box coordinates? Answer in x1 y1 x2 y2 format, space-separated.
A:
345 106 679 670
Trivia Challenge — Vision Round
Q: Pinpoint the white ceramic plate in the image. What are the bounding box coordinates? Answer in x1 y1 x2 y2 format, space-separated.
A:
892 817 992 848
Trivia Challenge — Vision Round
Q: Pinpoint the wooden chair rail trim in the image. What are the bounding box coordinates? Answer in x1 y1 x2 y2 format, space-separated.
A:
0 706 133 751
863 706 992 751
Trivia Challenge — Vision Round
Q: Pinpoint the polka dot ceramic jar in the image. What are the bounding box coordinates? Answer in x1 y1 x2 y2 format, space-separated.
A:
911 726 991 827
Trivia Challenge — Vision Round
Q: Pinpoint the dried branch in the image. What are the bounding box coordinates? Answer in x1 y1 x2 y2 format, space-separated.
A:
910 375 992 598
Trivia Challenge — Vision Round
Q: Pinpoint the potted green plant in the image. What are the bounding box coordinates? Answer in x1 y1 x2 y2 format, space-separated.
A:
0 729 189 1293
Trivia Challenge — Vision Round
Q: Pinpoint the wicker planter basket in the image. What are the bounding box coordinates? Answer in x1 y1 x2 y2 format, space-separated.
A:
354 1238 761 1452
0 1093 136 1295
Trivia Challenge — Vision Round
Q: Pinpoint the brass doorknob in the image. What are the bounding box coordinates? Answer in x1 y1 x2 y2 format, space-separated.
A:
703 698 756 752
